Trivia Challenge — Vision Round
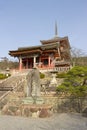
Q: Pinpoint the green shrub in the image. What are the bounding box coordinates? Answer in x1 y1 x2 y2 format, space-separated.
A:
56 85 67 92
67 66 87 77
0 73 11 79
56 66 87 97
40 72 45 79
56 72 68 78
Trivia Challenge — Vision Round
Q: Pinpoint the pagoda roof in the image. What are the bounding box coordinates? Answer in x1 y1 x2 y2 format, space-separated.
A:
9 43 59 57
40 36 70 45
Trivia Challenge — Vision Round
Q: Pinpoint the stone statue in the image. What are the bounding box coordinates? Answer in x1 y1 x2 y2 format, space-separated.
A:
26 68 41 97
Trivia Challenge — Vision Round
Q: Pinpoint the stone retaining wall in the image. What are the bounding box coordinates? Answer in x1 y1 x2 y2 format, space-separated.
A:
1 94 87 117
43 96 87 113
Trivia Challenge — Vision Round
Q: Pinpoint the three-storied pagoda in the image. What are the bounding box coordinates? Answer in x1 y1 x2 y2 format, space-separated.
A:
9 24 72 72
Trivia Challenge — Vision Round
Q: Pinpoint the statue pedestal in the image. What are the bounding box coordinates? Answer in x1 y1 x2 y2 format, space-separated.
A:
22 96 45 105
21 103 52 118
22 97 34 104
35 97 45 105
21 97 52 117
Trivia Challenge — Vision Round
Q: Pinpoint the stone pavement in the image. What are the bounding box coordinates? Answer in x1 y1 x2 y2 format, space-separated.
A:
0 113 87 130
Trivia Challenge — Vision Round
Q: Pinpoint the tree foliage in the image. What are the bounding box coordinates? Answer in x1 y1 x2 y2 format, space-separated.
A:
0 58 19 70
71 47 87 66
56 66 87 97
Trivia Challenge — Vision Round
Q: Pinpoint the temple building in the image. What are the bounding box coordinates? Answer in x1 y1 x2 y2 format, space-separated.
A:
9 24 72 72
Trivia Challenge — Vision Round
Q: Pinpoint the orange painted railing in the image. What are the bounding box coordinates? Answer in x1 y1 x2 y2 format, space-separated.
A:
10 65 71 75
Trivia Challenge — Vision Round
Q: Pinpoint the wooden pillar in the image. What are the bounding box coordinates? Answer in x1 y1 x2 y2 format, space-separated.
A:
39 57 41 67
19 57 22 71
33 56 36 68
39 57 41 63
26 59 28 69
48 56 51 67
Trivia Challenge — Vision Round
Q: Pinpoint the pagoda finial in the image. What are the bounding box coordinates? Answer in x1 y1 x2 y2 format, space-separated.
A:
55 21 58 37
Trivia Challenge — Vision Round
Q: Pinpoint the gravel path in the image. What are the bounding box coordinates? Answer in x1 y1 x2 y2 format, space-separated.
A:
0 113 87 130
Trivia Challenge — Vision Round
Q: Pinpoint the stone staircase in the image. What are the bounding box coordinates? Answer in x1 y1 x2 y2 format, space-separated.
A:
0 74 26 89
0 72 28 111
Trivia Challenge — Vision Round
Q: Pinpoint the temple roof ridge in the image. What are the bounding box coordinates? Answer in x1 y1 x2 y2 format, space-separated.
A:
40 36 69 44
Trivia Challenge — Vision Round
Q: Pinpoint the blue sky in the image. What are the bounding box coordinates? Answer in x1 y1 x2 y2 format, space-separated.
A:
0 0 87 60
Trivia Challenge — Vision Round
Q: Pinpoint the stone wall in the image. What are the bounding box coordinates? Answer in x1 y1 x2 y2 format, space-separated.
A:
43 96 87 113
1 95 87 117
